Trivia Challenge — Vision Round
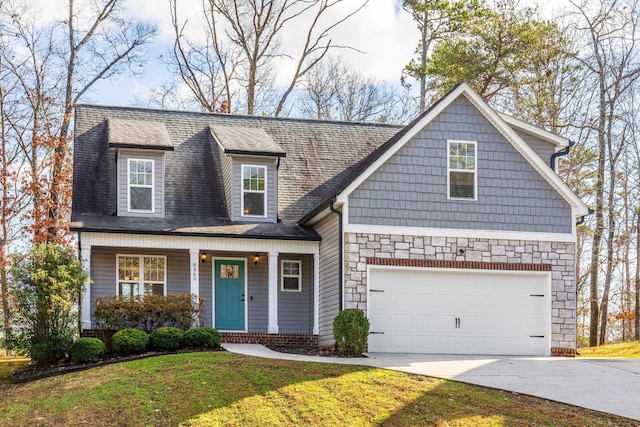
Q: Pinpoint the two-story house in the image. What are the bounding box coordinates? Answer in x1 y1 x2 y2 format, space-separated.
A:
72 83 589 356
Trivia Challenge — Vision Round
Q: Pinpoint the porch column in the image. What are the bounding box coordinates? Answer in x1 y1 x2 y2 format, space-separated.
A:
268 251 279 334
189 249 200 298
81 245 92 330
313 251 320 335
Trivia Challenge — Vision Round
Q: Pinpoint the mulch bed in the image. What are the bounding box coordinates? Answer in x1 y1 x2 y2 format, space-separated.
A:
266 345 366 358
11 348 225 384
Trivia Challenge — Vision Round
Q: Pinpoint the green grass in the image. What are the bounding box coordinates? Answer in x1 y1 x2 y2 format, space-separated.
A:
0 352 635 426
579 341 640 358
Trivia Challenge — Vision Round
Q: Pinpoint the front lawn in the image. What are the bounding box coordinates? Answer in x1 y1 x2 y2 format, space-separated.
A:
579 341 640 358
0 352 635 426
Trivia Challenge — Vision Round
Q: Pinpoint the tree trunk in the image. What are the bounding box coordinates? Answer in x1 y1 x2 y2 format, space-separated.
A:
636 209 640 340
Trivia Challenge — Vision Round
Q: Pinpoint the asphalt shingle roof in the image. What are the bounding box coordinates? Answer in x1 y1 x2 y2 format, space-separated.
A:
72 105 402 238
210 125 286 157
108 118 173 150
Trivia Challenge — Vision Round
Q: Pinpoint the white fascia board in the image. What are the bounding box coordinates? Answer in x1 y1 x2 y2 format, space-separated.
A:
303 202 344 226
80 232 319 254
344 223 576 243
498 113 569 148
337 83 589 217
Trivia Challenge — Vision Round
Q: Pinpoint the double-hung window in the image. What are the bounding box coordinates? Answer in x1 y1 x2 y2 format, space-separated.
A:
117 255 166 299
128 159 154 212
448 140 476 200
281 260 302 292
242 165 266 217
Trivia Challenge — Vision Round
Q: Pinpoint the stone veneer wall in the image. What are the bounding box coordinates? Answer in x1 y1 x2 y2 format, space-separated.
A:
343 233 576 352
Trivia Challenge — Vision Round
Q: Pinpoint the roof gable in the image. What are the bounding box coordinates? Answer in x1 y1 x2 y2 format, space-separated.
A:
329 83 588 219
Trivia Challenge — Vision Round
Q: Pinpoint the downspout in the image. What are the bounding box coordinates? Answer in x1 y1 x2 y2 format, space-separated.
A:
550 139 576 171
329 200 343 312
576 208 595 225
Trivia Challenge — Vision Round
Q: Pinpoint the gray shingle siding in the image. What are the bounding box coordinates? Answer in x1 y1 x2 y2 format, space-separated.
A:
219 149 233 218
348 97 573 234
315 213 340 345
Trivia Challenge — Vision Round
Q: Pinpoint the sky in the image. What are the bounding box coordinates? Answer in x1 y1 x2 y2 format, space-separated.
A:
87 0 420 107
32 0 566 108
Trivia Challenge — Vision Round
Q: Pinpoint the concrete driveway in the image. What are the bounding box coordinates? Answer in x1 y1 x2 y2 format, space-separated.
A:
223 344 640 421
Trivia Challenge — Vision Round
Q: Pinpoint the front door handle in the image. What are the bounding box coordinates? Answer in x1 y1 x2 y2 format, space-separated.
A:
241 293 245 302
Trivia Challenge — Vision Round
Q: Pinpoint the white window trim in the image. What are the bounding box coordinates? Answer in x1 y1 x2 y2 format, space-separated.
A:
281 259 302 292
127 158 155 213
240 164 267 218
447 140 477 201
116 254 167 298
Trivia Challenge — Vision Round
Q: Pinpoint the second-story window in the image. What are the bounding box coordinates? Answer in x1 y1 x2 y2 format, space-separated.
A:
128 159 154 212
242 165 266 217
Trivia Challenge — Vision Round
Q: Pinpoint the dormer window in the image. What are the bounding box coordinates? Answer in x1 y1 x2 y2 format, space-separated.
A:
128 159 154 212
241 165 266 217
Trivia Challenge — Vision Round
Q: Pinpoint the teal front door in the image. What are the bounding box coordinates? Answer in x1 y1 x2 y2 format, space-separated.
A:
214 260 245 330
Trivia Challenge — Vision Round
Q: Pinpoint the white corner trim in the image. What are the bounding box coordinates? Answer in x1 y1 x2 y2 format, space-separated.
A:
335 83 589 217
344 223 577 243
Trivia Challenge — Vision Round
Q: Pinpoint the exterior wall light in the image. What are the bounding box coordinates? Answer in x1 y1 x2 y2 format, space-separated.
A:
253 254 260 266
201 252 207 264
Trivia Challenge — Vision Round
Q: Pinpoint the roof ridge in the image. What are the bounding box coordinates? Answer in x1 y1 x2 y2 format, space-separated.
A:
75 103 406 128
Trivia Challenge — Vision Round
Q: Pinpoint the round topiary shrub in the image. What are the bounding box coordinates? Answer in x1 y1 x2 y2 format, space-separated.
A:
333 308 370 356
184 327 222 349
112 328 149 355
149 327 185 351
70 337 106 363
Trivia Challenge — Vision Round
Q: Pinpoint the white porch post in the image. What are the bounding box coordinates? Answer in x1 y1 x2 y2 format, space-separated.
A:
268 251 279 334
313 251 320 335
81 245 92 330
189 249 200 326
189 249 200 298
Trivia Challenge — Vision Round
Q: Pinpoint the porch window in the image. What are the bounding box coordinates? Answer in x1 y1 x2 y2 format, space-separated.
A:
117 255 166 298
448 140 476 200
281 260 301 292
241 165 266 217
128 159 154 212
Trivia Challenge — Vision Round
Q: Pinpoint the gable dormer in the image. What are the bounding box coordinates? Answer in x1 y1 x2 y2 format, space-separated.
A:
108 118 174 218
210 125 286 223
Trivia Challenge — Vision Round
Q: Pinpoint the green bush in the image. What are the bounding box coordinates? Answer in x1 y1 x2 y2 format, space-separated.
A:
111 328 149 355
7 244 89 366
333 309 370 356
149 327 184 351
94 294 203 333
70 338 106 363
184 327 222 349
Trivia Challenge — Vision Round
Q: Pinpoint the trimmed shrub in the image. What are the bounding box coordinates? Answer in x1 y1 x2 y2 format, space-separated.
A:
149 327 184 351
94 294 203 333
184 327 222 349
112 328 149 355
333 309 370 356
70 338 106 363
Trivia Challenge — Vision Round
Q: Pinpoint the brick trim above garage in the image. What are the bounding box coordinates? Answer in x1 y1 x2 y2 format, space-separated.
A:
366 258 552 272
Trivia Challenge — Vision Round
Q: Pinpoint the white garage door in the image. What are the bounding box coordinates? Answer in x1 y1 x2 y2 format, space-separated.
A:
368 268 550 355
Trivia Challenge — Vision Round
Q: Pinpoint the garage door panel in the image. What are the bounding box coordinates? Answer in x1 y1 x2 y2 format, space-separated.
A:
368 268 550 355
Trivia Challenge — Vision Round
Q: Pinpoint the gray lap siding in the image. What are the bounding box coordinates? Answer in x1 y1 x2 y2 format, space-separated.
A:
89 247 314 334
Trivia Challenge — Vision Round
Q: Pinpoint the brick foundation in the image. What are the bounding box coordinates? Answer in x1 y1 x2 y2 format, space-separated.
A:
220 332 318 348
551 347 576 357
83 329 318 349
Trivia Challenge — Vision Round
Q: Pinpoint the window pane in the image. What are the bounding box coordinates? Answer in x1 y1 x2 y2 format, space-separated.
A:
118 256 139 280
450 171 474 198
283 277 300 290
244 192 265 216
131 187 152 211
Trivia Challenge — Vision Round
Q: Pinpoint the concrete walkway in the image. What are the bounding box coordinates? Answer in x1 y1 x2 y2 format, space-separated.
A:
223 343 640 421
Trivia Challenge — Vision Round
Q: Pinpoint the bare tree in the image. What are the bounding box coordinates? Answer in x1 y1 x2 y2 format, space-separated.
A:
298 57 418 124
569 0 640 346
165 0 366 116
